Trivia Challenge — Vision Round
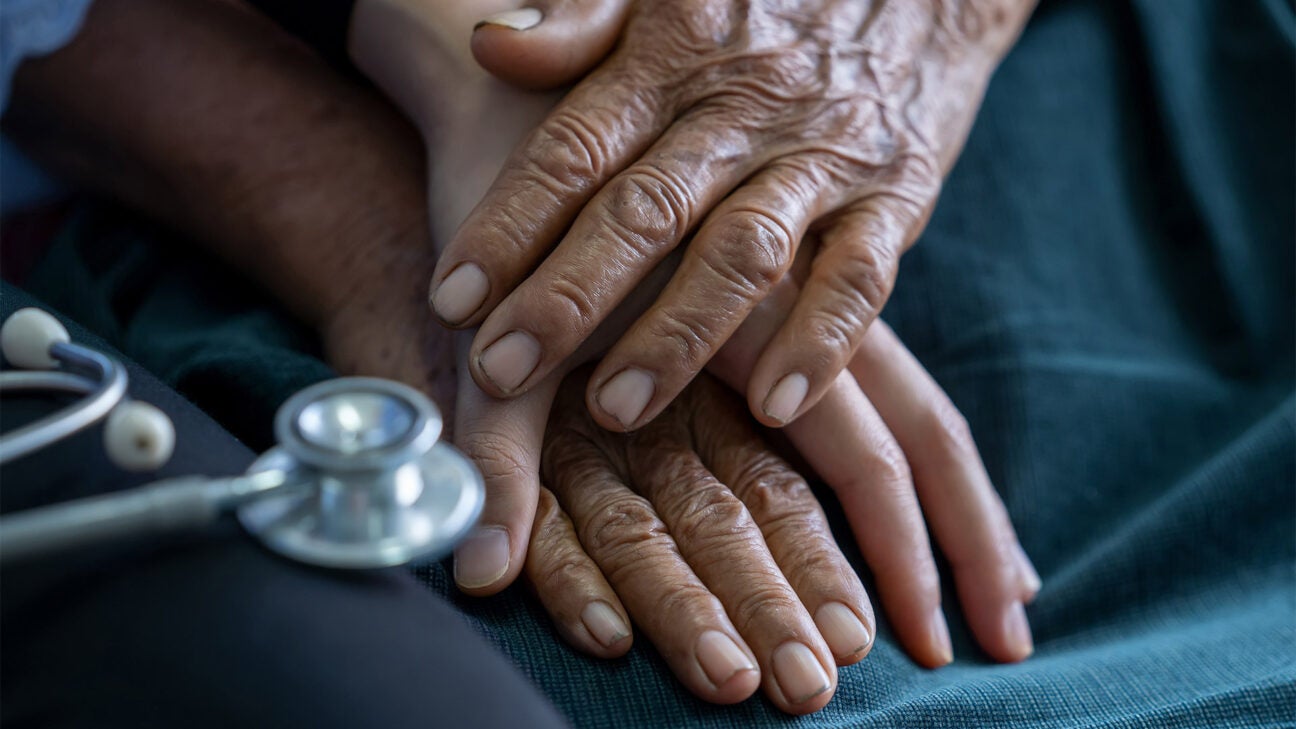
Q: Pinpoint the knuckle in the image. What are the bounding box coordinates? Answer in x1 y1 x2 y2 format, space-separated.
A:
760 507 834 561
933 0 1023 45
732 455 813 514
674 486 754 545
775 529 845 578
837 238 898 315
473 208 543 259
535 549 592 590
601 169 693 251
702 209 796 294
797 239 900 370
801 310 860 371
482 178 578 256
545 269 601 331
730 584 799 633
581 493 669 558
855 438 913 498
645 306 724 368
528 110 609 192
873 445 914 494
925 399 979 461
656 581 720 622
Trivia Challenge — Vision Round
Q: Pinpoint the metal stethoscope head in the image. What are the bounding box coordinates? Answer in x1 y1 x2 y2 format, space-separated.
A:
0 308 484 570
240 377 483 568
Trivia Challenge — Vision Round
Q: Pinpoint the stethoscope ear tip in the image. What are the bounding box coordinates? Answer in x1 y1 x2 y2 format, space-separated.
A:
0 310 481 570
1 308 70 369
104 400 177 472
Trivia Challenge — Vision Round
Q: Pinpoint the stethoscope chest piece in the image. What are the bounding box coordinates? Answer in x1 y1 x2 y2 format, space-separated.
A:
0 309 485 570
237 377 483 569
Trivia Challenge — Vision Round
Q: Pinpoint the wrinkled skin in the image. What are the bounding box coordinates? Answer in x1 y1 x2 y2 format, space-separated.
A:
532 370 866 712
348 0 1039 713
2 0 1044 712
0 0 1038 714
434 0 1037 436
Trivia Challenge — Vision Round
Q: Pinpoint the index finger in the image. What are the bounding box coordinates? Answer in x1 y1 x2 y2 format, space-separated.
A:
428 59 672 327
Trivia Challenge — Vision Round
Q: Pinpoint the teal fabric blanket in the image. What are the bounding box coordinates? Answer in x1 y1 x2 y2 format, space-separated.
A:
10 0 1294 726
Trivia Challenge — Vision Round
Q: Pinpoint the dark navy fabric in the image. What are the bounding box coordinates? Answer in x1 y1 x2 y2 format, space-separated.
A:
0 286 568 729
4 0 1293 726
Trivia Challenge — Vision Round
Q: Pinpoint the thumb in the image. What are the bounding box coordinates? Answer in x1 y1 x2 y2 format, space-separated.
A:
452 331 561 595
470 0 633 90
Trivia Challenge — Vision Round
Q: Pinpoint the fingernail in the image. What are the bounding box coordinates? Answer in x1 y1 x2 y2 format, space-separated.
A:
581 601 630 648
1016 543 1043 598
478 331 541 393
596 368 655 429
432 264 489 324
930 607 954 666
1004 601 1034 660
772 642 831 704
763 372 809 424
695 631 755 688
814 602 871 658
474 7 543 31
454 527 510 589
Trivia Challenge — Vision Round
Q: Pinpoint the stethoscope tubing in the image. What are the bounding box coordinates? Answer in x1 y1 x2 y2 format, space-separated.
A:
0 341 126 464
0 469 297 566
0 307 483 570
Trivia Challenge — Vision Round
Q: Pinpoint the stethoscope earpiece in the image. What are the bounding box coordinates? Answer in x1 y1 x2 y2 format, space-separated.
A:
104 400 177 472
0 308 483 570
1 307 71 369
0 307 177 472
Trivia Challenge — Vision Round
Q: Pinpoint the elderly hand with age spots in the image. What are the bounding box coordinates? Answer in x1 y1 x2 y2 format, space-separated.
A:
348 0 1040 713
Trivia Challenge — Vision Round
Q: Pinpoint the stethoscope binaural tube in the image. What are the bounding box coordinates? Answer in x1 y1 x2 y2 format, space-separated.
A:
0 470 293 564
0 309 484 570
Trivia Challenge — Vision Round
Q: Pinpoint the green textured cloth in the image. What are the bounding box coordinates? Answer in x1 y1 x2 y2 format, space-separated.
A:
9 0 1294 726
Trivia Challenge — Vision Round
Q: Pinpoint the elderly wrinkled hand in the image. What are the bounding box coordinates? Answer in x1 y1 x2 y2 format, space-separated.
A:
528 368 868 714
348 2 1039 708
432 0 1036 434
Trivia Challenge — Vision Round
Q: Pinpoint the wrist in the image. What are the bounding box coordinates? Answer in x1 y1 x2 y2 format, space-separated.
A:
242 188 434 333
349 0 510 134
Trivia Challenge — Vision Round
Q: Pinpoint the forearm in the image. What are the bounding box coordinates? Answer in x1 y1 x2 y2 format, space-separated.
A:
3 0 430 328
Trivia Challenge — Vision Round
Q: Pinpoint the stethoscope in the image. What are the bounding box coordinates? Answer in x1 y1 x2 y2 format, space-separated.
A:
0 307 484 569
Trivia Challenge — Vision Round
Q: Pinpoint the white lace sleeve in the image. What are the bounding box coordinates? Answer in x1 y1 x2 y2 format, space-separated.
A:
1 0 95 114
